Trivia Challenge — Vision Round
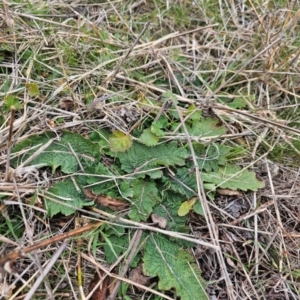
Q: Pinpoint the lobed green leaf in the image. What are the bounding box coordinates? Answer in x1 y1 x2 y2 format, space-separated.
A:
143 234 208 300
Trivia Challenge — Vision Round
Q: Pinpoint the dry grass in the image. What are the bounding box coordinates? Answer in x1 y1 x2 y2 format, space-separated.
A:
1 0 300 299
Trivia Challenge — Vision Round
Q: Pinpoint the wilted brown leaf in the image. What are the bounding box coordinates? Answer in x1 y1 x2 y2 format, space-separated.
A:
151 213 167 229
88 271 109 300
129 264 150 287
216 189 242 196
59 97 74 110
84 189 128 210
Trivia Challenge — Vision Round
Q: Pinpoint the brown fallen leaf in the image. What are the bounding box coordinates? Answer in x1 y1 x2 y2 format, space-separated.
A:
226 256 236 268
88 271 109 300
129 264 150 288
84 189 128 211
216 189 242 196
59 97 74 110
151 213 167 229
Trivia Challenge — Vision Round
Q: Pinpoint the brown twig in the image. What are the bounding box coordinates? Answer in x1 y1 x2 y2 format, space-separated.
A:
0 221 103 268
